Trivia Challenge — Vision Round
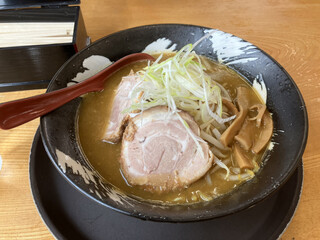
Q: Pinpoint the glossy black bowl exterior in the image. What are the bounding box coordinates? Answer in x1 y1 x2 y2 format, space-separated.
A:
40 24 308 222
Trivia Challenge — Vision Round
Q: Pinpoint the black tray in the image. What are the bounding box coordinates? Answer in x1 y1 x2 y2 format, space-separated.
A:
29 129 303 240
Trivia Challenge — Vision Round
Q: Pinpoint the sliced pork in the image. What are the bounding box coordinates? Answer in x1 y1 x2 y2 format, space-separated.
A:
120 106 213 192
102 71 139 143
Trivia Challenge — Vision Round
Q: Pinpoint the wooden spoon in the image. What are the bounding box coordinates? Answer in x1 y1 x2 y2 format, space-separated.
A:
0 53 155 130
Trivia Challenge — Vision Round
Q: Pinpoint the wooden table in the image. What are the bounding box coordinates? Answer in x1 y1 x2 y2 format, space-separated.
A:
0 0 319 239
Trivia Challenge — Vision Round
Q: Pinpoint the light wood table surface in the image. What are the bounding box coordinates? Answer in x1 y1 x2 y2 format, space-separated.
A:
0 0 319 239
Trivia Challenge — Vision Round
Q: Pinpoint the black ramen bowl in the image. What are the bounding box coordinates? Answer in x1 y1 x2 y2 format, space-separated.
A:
40 24 308 222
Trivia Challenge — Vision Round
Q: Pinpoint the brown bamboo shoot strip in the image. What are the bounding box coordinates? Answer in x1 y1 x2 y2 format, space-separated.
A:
234 143 254 169
222 98 238 115
220 87 250 147
234 119 255 151
252 112 273 153
248 104 266 127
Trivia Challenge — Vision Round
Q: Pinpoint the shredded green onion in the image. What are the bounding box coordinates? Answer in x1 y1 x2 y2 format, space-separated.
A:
128 43 235 124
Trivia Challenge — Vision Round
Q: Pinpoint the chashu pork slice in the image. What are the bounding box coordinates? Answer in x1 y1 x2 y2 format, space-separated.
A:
120 106 214 192
102 71 139 143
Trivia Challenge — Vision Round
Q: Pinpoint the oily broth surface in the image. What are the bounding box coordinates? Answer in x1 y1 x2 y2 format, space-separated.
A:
78 54 265 204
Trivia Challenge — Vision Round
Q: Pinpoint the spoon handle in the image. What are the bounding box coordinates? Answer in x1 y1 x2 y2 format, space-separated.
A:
0 80 99 130
0 53 154 130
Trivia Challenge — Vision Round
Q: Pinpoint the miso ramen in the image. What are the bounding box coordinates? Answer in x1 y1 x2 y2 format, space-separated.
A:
77 47 273 204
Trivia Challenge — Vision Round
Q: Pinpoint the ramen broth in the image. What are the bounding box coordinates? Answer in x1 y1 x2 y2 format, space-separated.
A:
78 54 268 204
